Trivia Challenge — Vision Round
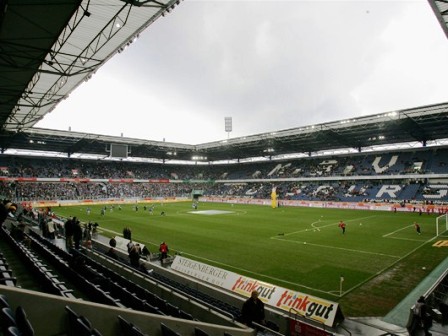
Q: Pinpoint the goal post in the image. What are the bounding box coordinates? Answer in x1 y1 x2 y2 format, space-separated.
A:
436 213 448 237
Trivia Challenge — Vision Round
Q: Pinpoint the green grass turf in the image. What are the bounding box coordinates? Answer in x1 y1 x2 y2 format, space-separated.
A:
51 201 448 316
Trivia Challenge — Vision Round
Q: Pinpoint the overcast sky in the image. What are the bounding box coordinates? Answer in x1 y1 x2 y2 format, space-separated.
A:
35 0 448 145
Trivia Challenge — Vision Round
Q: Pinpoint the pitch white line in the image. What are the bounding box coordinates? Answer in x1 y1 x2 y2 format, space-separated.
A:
385 236 426 242
282 215 377 236
271 236 401 258
310 221 322 229
383 224 413 237
340 235 438 297
93 213 335 295
178 251 337 297
98 227 122 236
99 225 376 296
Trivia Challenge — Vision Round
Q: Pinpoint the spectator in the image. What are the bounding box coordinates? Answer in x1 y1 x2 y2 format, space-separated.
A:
73 219 83 249
127 240 134 253
129 244 141 268
46 219 56 240
241 290 266 329
109 236 117 248
65 217 75 249
142 245 150 259
123 226 132 240
84 239 92 249
106 247 119 260
92 222 99 238
159 241 169 261
11 221 30 247
412 296 433 336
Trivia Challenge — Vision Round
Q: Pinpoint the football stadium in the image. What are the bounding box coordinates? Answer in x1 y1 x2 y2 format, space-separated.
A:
0 1 448 336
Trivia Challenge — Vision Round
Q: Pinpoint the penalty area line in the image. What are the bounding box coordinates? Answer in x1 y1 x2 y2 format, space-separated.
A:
271 236 401 259
385 236 425 242
281 215 378 237
383 224 413 238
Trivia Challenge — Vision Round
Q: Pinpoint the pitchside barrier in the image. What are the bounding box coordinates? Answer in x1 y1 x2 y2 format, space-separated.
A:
170 255 345 329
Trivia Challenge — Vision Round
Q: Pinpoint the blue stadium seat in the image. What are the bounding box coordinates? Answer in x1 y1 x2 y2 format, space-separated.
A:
161 323 182 336
266 320 279 332
65 306 102 336
0 307 16 334
15 306 34 336
6 326 21 336
165 302 180 318
179 310 193 321
142 302 164 315
0 294 10 309
194 327 210 336
74 317 95 336
117 315 148 336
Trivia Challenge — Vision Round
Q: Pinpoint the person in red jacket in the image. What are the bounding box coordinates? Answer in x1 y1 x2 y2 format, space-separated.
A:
159 241 169 261
338 220 346 234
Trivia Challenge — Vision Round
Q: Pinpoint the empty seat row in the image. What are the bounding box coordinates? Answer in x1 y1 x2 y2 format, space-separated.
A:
73 251 233 320
148 271 241 320
65 305 102 336
68 306 193 336
26 231 126 306
30 233 129 308
70 249 175 316
0 294 34 336
26 232 234 328
28 230 72 261
117 315 148 336
26 234 132 310
88 248 240 322
1 295 173 336
0 252 17 287
1 227 75 298
118 317 184 336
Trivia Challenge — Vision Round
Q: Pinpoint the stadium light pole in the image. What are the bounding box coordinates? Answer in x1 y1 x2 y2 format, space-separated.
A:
225 117 232 139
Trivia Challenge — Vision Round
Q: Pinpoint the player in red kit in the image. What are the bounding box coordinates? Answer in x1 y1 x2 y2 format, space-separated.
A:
338 220 346 234
414 222 421 235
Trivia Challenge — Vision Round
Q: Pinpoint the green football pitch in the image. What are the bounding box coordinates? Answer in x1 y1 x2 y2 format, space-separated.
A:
51 201 447 316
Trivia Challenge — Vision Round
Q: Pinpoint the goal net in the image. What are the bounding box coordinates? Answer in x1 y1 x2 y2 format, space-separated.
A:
436 213 448 237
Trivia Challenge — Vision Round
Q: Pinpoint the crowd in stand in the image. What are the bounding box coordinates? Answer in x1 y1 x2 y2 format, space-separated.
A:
1 179 447 206
0 147 447 204
0 147 446 180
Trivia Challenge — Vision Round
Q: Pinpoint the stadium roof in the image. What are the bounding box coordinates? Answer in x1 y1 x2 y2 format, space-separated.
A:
0 0 179 132
429 0 448 40
1 102 447 162
0 0 448 163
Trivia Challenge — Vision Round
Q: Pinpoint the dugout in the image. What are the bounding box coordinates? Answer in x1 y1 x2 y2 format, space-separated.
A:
191 189 204 201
